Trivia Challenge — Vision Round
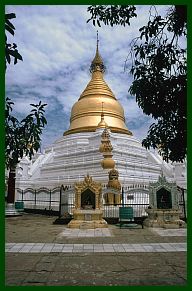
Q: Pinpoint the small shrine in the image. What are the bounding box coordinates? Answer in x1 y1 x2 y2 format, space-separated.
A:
67 174 108 229
144 174 186 228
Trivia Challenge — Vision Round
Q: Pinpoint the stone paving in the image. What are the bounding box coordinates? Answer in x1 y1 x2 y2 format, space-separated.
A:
5 213 187 286
151 228 187 237
57 227 112 238
6 242 187 253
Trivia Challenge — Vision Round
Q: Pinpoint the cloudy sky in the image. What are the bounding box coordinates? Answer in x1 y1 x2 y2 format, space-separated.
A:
5 5 171 150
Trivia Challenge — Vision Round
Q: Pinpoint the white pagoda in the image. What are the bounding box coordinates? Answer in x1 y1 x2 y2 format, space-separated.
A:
15 40 187 207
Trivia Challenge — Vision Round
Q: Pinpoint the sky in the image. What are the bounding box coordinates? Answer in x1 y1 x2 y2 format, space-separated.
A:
5 5 172 150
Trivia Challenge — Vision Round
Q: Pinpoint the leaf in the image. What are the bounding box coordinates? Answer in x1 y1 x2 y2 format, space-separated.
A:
5 24 14 36
5 19 15 30
14 57 17 65
7 49 23 61
5 13 16 20
14 50 23 61
140 49 145 59
41 116 47 125
31 103 38 107
5 51 11 64
97 20 101 27
135 60 141 65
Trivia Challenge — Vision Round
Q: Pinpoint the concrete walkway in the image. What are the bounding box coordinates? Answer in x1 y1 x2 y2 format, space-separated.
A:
5 213 187 286
6 242 187 253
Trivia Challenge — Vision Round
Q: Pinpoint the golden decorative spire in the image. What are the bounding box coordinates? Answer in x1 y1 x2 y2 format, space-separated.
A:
99 128 113 154
64 34 132 136
97 102 108 129
99 127 115 169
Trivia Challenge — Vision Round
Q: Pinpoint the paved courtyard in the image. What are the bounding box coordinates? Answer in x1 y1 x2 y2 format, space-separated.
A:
5 213 187 286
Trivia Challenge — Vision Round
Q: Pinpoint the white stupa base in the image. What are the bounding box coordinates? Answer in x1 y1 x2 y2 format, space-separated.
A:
15 131 187 206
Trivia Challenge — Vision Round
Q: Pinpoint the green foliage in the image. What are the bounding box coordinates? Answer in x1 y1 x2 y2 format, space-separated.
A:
87 5 137 27
128 6 186 162
5 13 23 69
5 98 47 169
87 5 187 162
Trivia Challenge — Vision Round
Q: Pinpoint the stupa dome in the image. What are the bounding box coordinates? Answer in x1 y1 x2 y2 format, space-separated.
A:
64 36 132 136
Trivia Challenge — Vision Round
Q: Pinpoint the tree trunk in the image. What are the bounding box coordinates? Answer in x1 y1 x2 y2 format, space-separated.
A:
7 165 16 204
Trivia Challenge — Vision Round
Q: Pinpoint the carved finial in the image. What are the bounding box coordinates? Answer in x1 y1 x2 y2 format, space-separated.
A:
97 102 109 129
97 30 99 50
90 31 105 73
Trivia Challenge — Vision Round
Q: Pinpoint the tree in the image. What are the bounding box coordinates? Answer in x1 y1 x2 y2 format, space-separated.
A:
5 13 23 70
87 5 187 162
5 98 47 204
5 13 47 209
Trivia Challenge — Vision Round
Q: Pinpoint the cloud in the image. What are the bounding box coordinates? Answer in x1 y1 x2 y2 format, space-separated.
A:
5 4 172 149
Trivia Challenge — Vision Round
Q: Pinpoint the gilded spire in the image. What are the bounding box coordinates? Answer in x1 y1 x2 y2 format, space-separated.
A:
90 31 105 73
99 128 113 153
97 102 109 129
99 127 115 169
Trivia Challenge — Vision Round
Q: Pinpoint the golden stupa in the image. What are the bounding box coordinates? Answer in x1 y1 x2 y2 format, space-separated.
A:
64 35 132 136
